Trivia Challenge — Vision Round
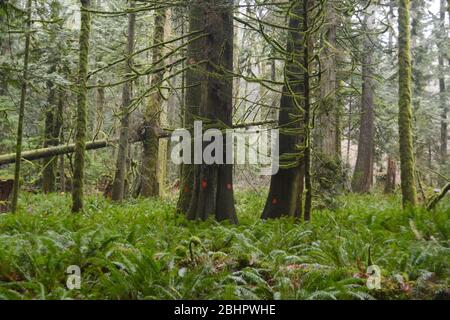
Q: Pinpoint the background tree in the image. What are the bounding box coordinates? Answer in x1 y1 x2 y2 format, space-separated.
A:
139 7 167 198
71 0 92 212
111 1 136 201
398 0 417 207
352 9 376 194
10 0 32 212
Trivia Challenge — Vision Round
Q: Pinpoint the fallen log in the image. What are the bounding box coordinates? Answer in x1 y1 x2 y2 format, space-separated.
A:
0 139 119 166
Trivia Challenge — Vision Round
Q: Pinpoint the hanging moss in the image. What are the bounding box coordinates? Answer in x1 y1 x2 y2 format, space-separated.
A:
398 0 418 207
71 0 92 212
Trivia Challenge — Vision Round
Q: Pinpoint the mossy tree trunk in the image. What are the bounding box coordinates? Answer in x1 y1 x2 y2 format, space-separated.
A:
185 0 237 223
398 0 417 207
352 14 375 194
71 0 92 213
11 0 32 213
438 0 448 172
140 8 167 198
111 1 135 201
262 0 309 220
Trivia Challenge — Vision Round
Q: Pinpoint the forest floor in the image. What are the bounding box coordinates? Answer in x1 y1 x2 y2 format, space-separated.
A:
0 192 448 300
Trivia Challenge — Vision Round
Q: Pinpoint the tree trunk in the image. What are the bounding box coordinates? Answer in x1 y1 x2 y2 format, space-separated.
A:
315 0 341 193
71 0 92 213
185 0 237 223
384 156 397 194
0 179 14 213
111 2 135 201
398 0 417 207
55 88 65 191
439 0 448 172
11 0 32 213
352 14 375 193
261 0 308 220
140 8 167 198
177 1 203 214
42 66 58 193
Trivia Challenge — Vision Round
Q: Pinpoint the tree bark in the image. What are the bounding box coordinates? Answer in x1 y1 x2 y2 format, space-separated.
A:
398 0 418 207
71 0 92 212
11 0 32 213
140 8 167 198
262 0 308 220
439 0 448 171
42 3 64 194
316 0 341 192
42 65 58 193
177 2 202 214
111 1 135 201
384 156 397 194
185 0 237 223
0 179 13 213
352 14 375 193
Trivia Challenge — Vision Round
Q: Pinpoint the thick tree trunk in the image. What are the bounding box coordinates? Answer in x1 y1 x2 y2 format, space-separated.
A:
352 15 375 194
111 2 135 201
177 3 202 214
398 0 417 207
11 0 32 213
71 0 92 212
315 0 341 193
316 1 339 156
262 0 308 220
185 0 237 223
140 8 167 198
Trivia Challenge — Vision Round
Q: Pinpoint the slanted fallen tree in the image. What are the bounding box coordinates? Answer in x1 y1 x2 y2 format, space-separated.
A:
0 139 119 166
427 182 450 211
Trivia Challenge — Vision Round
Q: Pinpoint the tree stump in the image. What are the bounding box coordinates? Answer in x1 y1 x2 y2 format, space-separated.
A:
0 179 14 213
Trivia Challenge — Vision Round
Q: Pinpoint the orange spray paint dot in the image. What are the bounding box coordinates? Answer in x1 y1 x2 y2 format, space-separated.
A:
201 180 207 189
272 198 278 205
226 183 232 190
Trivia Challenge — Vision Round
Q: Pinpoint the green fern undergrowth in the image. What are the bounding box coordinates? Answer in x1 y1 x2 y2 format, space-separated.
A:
0 191 448 300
